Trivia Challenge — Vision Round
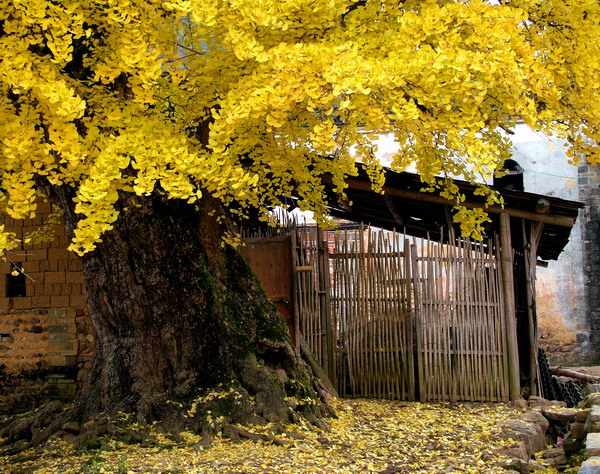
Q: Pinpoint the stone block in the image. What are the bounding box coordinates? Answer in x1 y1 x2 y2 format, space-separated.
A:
588 433 600 458
48 340 75 353
589 384 600 394
512 399 528 410
577 409 592 422
48 308 67 321
580 457 600 473
521 410 550 432
581 393 600 408
529 396 567 409
591 406 600 423
542 407 579 423
47 354 77 367
571 421 588 439
48 324 73 335
500 420 546 457
540 446 568 469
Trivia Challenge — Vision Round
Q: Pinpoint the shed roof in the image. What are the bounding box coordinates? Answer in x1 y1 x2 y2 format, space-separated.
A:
323 164 582 261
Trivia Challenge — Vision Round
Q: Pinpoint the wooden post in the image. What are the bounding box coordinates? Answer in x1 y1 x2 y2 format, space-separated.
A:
291 230 300 350
317 229 335 383
499 213 521 400
410 242 425 402
522 220 544 397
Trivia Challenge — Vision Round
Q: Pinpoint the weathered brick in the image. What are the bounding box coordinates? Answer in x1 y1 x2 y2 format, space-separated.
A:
66 272 84 284
23 261 40 273
70 295 86 308
51 295 70 308
12 297 33 310
46 272 65 284
32 296 51 308
24 249 47 261
68 259 83 272
48 248 69 261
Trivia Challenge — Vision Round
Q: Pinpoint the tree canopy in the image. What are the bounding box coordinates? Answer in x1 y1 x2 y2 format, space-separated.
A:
2 0 599 251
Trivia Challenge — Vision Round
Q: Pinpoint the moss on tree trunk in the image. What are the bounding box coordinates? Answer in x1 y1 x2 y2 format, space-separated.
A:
1 192 333 449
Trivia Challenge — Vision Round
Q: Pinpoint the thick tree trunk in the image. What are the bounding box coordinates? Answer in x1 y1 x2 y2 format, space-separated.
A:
2 192 332 447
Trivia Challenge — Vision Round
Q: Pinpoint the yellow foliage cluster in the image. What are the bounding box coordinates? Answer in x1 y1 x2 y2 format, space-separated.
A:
1 0 600 253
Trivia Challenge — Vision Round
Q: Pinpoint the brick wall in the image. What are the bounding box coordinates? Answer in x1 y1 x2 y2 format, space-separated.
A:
0 201 94 376
0 310 48 373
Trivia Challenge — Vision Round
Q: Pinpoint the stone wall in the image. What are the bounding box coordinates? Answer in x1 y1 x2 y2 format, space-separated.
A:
578 160 600 364
510 126 588 365
0 200 93 378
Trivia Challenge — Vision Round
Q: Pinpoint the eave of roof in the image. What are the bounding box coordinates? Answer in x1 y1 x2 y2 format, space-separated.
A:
324 164 582 261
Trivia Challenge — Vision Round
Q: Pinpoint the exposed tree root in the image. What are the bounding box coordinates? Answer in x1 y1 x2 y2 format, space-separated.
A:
0 349 335 454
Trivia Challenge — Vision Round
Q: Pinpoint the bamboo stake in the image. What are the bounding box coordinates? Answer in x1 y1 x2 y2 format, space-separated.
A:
404 238 415 400
411 239 425 402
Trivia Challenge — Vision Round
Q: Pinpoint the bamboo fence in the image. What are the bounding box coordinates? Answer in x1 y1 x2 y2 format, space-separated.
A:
243 219 510 402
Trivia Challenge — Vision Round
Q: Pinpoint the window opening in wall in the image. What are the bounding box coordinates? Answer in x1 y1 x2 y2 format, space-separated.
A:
6 263 26 297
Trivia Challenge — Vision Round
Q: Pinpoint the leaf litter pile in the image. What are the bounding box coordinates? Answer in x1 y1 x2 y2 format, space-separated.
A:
5 399 523 473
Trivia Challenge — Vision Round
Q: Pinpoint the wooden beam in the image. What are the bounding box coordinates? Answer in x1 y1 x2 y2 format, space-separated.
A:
345 178 576 227
383 195 404 226
499 213 521 401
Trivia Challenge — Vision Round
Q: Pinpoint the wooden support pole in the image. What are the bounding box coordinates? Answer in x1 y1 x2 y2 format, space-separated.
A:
521 219 544 397
499 213 521 400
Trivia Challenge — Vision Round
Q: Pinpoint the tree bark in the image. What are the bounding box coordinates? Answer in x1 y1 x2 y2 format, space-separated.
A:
3 191 332 446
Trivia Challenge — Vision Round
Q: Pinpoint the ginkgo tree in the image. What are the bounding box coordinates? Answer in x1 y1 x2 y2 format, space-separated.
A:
1 0 599 444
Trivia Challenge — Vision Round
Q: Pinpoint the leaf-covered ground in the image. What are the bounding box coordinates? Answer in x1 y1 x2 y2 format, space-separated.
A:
4 399 524 473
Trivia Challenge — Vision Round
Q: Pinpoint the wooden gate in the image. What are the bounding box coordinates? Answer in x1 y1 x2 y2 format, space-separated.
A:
411 233 509 402
239 235 297 346
329 228 415 399
302 225 510 402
